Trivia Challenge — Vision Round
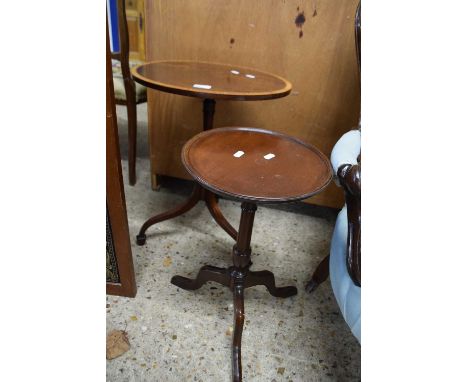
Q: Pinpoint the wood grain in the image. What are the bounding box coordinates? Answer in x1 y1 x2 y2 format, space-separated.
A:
107 19 137 297
145 0 360 208
132 60 292 100
125 0 146 60
182 127 333 203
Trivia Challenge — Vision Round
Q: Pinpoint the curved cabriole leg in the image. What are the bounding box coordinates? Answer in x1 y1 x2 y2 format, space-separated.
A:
205 191 238 241
136 185 202 245
171 265 230 290
232 282 245 382
246 270 298 298
305 255 330 293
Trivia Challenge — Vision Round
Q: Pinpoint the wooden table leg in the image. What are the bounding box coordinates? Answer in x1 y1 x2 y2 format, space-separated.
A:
245 270 297 298
232 281 245 382
203 98 215 131
229 202 255 382
305 255 330 293
171 265 230 290
136 185 202 245
205 191 238 240
138 97 238 245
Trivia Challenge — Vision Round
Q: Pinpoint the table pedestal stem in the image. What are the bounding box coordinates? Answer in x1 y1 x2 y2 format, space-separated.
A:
203 98 215 131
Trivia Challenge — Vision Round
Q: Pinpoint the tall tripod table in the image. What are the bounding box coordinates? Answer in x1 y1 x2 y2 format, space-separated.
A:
131 60 292 244
175 127 333 381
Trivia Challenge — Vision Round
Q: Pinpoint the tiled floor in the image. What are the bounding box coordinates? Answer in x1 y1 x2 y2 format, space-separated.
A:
106 105 360 381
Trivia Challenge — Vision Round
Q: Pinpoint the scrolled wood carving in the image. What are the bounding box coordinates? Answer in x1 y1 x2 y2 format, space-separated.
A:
337 161 361 287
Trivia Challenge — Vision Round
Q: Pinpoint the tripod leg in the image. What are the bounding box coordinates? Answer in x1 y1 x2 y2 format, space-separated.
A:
171 265 230 290
136 185 202 245
246 270 297 298
232 283 245 382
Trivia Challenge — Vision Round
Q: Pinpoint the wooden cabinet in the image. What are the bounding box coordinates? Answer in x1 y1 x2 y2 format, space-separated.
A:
125 0 146 60
144 0 360 208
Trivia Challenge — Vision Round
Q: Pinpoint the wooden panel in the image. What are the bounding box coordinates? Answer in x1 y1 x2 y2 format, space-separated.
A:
107 21 137 297
127 17 140 54
145 0 360 208
126 0 146 60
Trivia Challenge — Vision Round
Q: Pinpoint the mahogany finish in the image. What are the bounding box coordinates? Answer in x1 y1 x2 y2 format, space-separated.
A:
172 127 332 382
136 98 238 245
182 127 333 203
133 62 292 245
132 60 292 101
338 162 361 286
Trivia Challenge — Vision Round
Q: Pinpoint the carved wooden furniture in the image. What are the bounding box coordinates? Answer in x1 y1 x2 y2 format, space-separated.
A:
106 18 137 297
130 60 292 245
172 127 332 382
108 0 147 185
306 129 361 339
306 2 361 342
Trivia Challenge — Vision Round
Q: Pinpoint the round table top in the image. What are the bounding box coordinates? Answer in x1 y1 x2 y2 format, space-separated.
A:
131 60 292 101
182 127 333 203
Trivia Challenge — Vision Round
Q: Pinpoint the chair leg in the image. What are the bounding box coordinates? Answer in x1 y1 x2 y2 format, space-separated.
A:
306 255 330 293
126 97 137 185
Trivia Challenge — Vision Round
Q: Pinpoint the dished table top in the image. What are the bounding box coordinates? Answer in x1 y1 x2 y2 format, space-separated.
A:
182 127 333 203
131 60 292 101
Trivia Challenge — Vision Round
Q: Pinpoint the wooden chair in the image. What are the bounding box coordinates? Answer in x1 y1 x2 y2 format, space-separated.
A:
305 2 361 342
108 0 147 185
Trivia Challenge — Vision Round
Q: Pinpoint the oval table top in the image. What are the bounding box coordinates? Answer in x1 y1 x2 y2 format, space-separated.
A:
182 127 333 203
131 60 292 101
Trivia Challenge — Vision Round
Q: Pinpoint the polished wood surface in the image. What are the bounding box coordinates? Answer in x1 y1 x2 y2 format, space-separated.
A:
144 0 360 207
338 161 361 286
132 60 292 100
106 19 137 298
182 127 333 203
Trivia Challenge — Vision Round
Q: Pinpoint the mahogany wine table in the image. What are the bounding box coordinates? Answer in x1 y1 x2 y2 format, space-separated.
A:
173 127 333 382
131 60 292 245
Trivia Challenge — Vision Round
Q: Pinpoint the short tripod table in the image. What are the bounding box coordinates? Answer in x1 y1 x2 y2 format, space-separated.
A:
131 60 292 245
172 127 333 382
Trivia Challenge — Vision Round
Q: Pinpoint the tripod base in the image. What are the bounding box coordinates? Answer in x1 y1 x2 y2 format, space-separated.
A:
171 265 296 382
136 184 237 246
171 202 297 382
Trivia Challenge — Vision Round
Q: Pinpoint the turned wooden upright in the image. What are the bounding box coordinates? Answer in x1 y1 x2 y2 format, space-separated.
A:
173 127 333 382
